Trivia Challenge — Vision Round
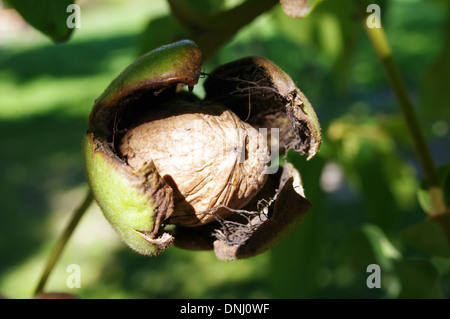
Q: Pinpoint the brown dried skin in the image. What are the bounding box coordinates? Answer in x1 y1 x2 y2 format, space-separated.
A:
204 56 321 160
119 95 269 227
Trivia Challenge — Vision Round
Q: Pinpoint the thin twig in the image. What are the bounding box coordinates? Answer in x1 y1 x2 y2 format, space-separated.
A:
351 0 450 245
34 189 94 296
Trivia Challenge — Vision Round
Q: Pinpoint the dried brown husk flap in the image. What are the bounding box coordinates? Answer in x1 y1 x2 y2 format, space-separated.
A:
203 56 321 160
172 163 311 260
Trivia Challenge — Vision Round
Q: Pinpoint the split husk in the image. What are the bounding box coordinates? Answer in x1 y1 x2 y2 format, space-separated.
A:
83 39 321 260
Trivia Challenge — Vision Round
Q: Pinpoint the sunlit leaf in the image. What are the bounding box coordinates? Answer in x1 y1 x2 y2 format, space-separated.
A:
417 163 450 214
327 116 418 235
8 0 75 42
279 0 325 18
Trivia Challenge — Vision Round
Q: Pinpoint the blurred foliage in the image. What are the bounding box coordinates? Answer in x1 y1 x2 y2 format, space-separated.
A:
7 0 75 42
0 0 449 299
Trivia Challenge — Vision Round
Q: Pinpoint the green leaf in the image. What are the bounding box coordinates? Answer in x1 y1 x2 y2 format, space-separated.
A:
393 259 444 298
328 117 418 235
138 15 189 56
8 0 75 42
417 163 450 214
337 224 403 298
402 219 450 258
269 151 326 298
419 2 450 121
341 224 401 271
443 164 450 205
339 224 446 298
274 0 362 93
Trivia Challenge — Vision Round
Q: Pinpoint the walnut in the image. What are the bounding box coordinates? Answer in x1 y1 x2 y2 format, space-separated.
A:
83 40 322 260
119 100 269 226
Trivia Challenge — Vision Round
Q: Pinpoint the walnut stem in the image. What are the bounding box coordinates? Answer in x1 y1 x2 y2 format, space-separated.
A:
34 190 94 296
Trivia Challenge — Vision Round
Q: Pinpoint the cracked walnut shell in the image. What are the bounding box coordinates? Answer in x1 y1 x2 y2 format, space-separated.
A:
119 98 269 227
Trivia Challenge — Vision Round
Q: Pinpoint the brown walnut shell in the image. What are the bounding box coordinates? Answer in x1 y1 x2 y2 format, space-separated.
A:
119 97 269 227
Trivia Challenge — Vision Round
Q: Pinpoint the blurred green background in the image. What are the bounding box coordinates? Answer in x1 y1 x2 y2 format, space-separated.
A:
0 0 449 299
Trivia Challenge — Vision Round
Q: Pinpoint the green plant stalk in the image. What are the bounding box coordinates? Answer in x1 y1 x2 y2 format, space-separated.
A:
169 0 278 60
363 26 447 216
34 189 94 296
351 0 450 245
